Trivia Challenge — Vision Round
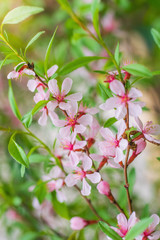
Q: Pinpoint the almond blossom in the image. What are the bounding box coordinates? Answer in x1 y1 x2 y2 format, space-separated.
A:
107 212 138 239
99 120 128 163
27 65 58 92
48 77 82 110
58 132 86 166
70 217 88 230
65 154 101 196
136 214 160 240
33 88 55 126
50 101 93 136
135 117 160 144
7 62 35 79
100 80 144 119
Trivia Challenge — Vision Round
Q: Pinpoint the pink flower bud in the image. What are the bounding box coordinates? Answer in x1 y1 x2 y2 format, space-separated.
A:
97 181 110 196
70 217 87 230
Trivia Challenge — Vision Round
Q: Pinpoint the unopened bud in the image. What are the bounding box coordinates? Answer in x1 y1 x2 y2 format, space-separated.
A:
70 217 87 230
97 181 110 196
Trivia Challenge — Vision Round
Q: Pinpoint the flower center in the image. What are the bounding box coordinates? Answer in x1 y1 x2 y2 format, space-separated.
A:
120 94 129 103
56 94 64 102
63 143 74 151
75 170 86 179
67 117 77 127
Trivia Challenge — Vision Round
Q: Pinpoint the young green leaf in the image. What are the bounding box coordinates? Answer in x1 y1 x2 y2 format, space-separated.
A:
99 222 122 240
31 100 49 115
128 168 136 195
125 217 152 240
98 83 112 100
151 28 160 48
104 117 117 128
0 53 15 70
21 165 25 178
21 111 32 128
59 56 106 76
44 27 58 78
24 31 45 55
2 6 44 26
8 79 22 120
114 42 120 66
157 157 160 161
56 0 73 15
8 134 29 168
91 0 101 39
122 64 152 78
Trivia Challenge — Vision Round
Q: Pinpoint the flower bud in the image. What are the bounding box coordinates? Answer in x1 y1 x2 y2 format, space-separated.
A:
70 217 87 230
97 181 110 196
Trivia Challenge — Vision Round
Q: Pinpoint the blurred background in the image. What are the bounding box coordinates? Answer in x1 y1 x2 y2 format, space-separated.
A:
0 0 160 239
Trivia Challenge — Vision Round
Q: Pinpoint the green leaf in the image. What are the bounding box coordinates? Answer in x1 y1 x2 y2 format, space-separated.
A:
151 28 160 48
157 157 160 161
34 180 47 204
128 168 136 195
29 154 50 163
2 6 44 26
122 64 152 78
59 56 107 75
99 222 122 240
56 0 73 15
91 0 101 39
24 31 45 55
21 165 26 177
8 133 29 168
104 117 117 128
67 232 77 240
44 27 58 78
51 192 69 219
19 231 40 240
114 42 120 66
8 79 21 120
125 217 152 240
21 100 49 127
0 53 14 70
21 111 32 128
98 83 112 100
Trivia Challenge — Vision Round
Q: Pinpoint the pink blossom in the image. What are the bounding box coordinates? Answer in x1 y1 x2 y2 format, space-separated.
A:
6 209 22 221
101 12 119 33
7 62 35 79
65 154 101 196
33 88 55 126
27 65 58 92
58 132 86 166
70 217 87 230
99 120 128 163
135 117 160 144
78 102 99 115
84 118 100 148
100 80 144 119
97 181 110 196
136 214 160 240
108 212 138 239
50 101 93 136
48 77 82 110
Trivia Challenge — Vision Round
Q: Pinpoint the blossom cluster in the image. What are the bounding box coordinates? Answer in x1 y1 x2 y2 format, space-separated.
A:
7 63 160 239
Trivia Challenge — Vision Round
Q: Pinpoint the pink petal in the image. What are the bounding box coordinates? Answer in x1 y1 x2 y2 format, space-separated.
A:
86 172 101 183
23 69 35 76
117 120 126 139
47 101 58 111
117 213 128 232
81 178 91 196
128 87 142 99
110 80 125 96
135 139 146 154
99 142 115 156
38 110 48 126
147 124 160 135
69 151 80 166
75 124 86 134
108 159 122 168
27 80 37 92
49 112 66 127
99 97 120 111
89 154 103 162
67 101 78 117
59 126 71 137
48 79 60 96
56 190 66 203
7 71 19 79
128 102 142 117
135 117 143 131
78 114 93 126
148 214 160 233
65 174 78 187
61 77 72 95
82 155 92 171
86 107 99 114
47 65 58 77
115 105 126 119
55 179 63 190
128 212 138 230
114 147 124 163
59 102 71 110
70 217 87 230
100 127 115 141
149 231 160 240
74 140 86 150
119 139 128 150
65 92 82 101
